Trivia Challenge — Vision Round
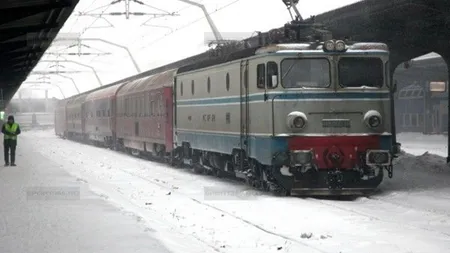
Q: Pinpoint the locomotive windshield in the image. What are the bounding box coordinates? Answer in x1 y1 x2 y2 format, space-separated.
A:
281 58 330 88
338 57 384 87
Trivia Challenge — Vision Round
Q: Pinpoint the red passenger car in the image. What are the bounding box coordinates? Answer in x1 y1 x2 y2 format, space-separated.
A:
115 69 176 157
84 82 128 147
66 94 88 140
55 99 68 138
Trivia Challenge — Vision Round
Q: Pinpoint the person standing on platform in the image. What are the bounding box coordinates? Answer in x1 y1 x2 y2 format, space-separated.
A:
1 115 21 166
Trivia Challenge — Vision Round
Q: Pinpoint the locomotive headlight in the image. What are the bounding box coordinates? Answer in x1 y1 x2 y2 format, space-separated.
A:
335 40 346 51
293 116 305 128
368 116 381 128
363 110 382 129
324 40 335 51
287 111 307 130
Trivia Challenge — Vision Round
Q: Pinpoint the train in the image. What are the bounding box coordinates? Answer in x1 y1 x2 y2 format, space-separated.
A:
54 17 400 196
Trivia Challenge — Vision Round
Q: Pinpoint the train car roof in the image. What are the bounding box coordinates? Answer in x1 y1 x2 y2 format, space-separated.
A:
85 82 128 102
66 92 88 105
117 69 177 97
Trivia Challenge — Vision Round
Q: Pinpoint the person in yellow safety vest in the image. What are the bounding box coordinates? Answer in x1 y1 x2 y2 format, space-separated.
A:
1 115 21 166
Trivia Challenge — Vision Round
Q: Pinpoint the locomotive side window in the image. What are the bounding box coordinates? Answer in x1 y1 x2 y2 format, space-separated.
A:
180 81 183 96
207 77 211 93
339 57 383 87
267 61 278 88
281 58 330 88
191 80 195 95
256 64 265 89
226 73 230 91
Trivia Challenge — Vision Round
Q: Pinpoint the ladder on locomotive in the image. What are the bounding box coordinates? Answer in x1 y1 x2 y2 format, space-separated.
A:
239 60 250 170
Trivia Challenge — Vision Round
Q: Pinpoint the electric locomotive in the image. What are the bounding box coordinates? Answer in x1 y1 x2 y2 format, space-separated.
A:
173 8 401 196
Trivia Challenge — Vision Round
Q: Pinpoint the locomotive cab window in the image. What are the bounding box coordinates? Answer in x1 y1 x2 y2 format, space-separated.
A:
339 57 384 88
256 64 265 89
267 61 278 88
281 58 330 88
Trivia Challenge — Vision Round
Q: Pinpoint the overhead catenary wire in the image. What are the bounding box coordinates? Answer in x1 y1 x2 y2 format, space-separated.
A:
133 0 242 51
35 0 243 96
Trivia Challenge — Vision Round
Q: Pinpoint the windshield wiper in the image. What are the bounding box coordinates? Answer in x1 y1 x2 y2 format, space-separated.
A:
282 61 299 80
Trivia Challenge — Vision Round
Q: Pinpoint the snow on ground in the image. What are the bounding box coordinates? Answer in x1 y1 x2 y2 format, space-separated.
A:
23 130 450 253
397 132 448 157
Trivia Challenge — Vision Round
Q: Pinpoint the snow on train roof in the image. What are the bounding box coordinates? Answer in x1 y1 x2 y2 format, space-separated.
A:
117 69 177 96
255 42 388 54
85 82 126 101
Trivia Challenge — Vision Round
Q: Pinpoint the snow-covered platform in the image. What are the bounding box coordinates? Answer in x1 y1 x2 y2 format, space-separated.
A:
0 136 175 253
2 130 450 253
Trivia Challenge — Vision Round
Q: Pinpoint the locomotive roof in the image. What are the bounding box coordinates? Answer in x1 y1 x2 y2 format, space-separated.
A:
254 42 389 54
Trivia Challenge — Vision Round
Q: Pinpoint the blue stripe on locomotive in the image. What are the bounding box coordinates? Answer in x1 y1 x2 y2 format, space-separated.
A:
176 91 392 165
177 92 390 106
176 131 393 165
